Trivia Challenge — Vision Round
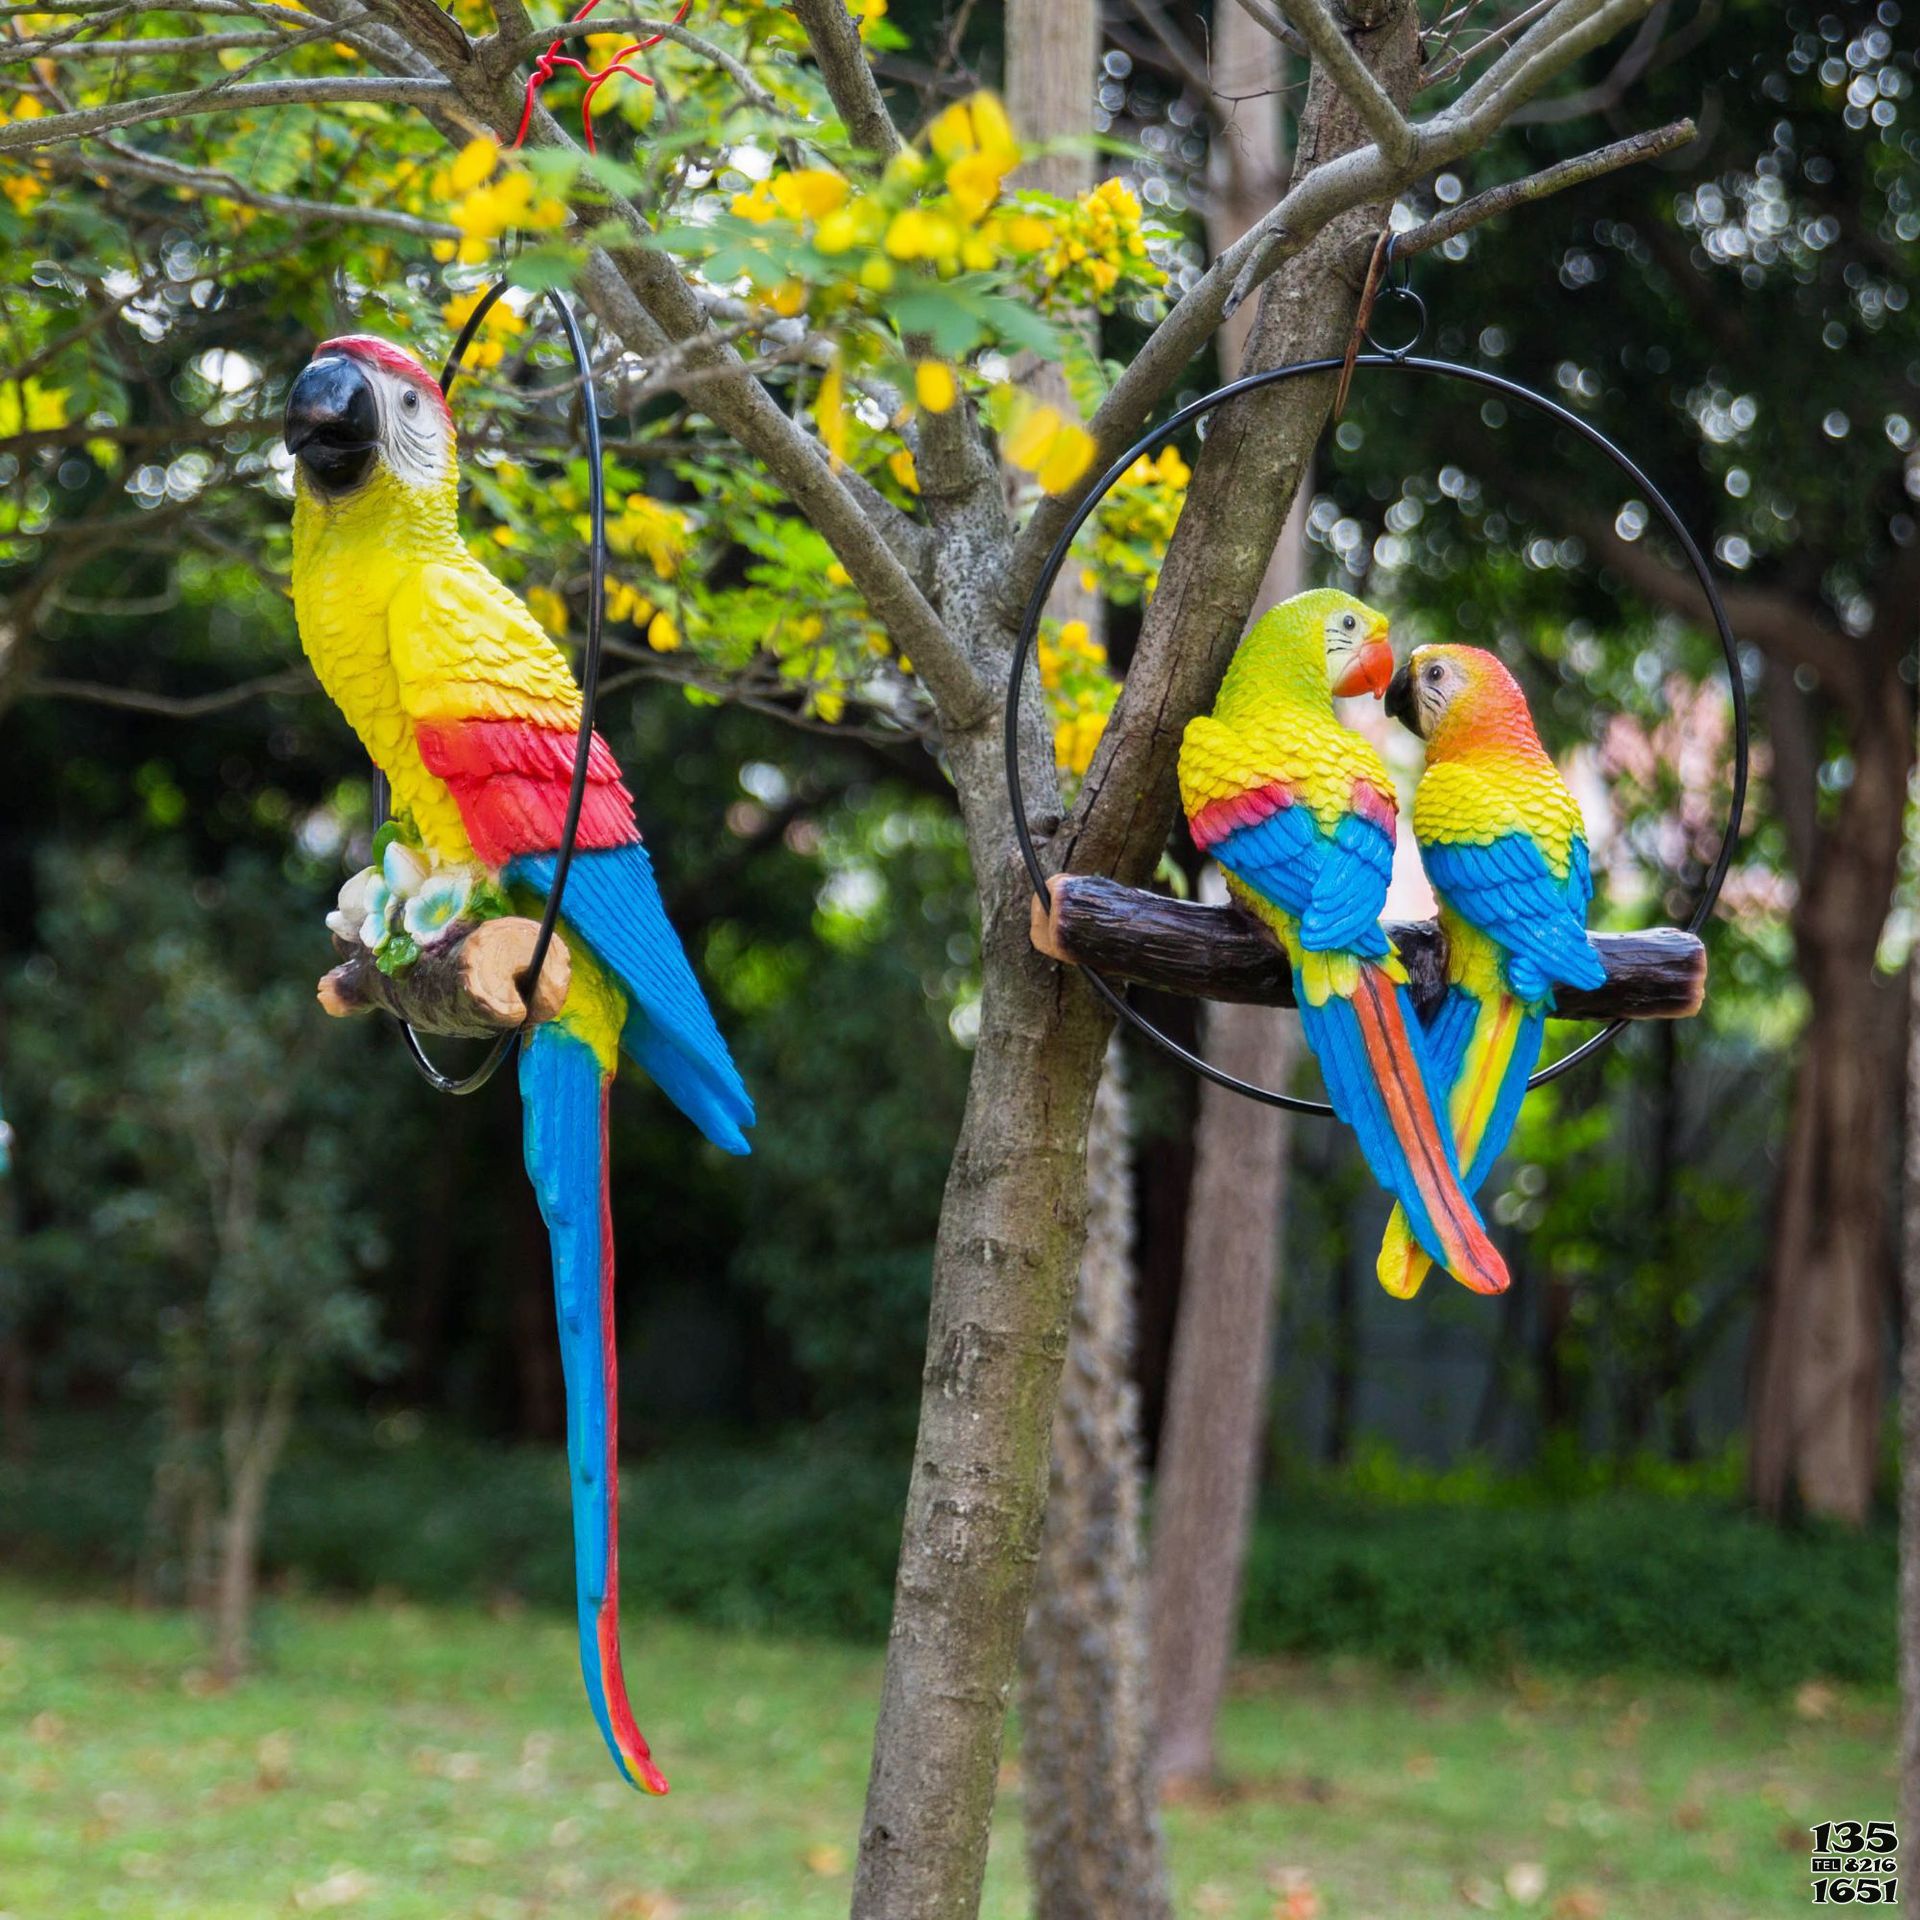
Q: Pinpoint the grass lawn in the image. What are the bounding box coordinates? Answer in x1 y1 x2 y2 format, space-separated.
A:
0 1577 1893 1920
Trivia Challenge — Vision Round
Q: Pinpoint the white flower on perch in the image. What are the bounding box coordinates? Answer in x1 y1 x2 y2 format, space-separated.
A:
326 867 377 944
403 870 472 944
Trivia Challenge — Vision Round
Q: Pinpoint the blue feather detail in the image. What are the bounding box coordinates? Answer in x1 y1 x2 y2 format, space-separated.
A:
1423 833 1607 1005
1461 1004 1547 1190
510 844 754 1155
1296 974 1459 1271
1212 805 1394 959
1423 985 1481 1089
518 1023 623 1778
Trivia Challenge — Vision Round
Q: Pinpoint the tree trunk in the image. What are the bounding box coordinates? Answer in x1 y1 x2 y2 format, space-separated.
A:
1750 690 1909 1523
855 10 1425 1913
1006 5 1173 1913
1147 985 1298 1786
851 743 1114 1920
210 1357 298 1682
1018 1041 1170 1920
1901 930 1920 1837
1144 6 1304 1792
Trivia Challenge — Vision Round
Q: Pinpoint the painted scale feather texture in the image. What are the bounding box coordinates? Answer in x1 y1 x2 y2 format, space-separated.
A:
1377 644 1606 1299
1178 592 1509 1297
286 334 752 1793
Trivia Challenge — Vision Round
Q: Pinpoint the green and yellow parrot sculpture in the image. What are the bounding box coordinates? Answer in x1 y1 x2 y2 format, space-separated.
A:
1178 590 1509 1296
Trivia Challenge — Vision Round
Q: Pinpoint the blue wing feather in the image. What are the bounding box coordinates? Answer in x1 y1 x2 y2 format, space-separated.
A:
510 844 755 1154
1213 803 1394 959
1423 832 1606 1004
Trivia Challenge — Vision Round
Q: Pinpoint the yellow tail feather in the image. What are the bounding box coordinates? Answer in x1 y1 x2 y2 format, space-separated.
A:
1376 1205 1431 1299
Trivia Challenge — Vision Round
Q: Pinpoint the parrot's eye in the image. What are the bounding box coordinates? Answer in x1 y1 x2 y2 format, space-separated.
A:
1341 613 1357 632
1425 664 1443 684
401 389 420 412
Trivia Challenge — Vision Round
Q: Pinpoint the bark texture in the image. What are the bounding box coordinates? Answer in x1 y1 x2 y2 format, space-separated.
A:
1901 914 1920 1837
1145 18 1304 1793
1018 1041 1170 1919
1750 676 1909 1522
1005 3 1174 1912
1149 879 1300 1790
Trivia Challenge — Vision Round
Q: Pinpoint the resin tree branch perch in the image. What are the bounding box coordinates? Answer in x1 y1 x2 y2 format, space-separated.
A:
1030 874 1706 1021
318 917 572 1035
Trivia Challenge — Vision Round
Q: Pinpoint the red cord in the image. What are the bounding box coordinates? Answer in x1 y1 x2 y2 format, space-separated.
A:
510 0 692 155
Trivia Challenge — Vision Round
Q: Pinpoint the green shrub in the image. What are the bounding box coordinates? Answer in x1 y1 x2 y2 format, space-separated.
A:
1239 1494 1892 1688
0 1414 1891 1686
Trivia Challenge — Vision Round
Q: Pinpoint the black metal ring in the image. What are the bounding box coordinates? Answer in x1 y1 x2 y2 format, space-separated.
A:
1005 353 1750 1115
365 280 608 1097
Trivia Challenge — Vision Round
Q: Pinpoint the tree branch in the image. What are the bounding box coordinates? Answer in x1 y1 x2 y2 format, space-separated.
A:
1002 0 1664 621
484 14 785 110
24 666 311 716
790 0 904 165
318 917 571 1033
71 138 462 237
1390 116 1695 258
0 74 451 152
1277 0 1415 164
1033 873 1708 1022
1226 0 1306 58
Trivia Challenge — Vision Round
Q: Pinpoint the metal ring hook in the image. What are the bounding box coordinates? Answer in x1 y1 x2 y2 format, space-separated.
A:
1003 352 1749 1115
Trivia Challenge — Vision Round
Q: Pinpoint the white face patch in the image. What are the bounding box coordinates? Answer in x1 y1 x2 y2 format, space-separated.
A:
1322 604 1364 673
366 365 454 489
1412 651 1461 731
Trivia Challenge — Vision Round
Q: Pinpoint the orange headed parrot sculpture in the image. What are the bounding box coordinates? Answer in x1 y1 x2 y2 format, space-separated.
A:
285 335 754 1794
1378 643 1605 1299
1178 590 1509 1296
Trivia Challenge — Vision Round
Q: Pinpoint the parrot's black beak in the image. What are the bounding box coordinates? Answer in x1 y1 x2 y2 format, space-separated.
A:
1385 660 1421 737
285 355 379 493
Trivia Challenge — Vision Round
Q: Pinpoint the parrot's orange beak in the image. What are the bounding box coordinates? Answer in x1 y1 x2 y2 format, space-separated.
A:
1333 627 1394 700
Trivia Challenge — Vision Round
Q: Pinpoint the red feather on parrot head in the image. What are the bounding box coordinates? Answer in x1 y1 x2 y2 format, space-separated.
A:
315 335 454 426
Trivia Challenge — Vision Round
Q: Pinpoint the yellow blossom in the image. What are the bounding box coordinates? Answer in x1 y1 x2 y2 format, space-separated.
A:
1002 401 1062 472
769 278 808 317
771 168 848 221
607 495 690 577
887 448 919 493
914 362 956 414
526 584 568 636
730 178 779 223
647 609 682 652
0 376 65 435
1054 706 1109 777
884 206 960 265
441 288 525 370
606 579 653 626
1 163 44 214
999 391 1098 497
448 136 499 194
946 149 1011 223
826 561 852 588
817 358 847 469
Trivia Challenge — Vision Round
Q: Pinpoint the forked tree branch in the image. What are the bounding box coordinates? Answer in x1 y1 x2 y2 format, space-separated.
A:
1390 115 1695 258
0 75 451 152
1003 0 1665 621
1276 0 1416 164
